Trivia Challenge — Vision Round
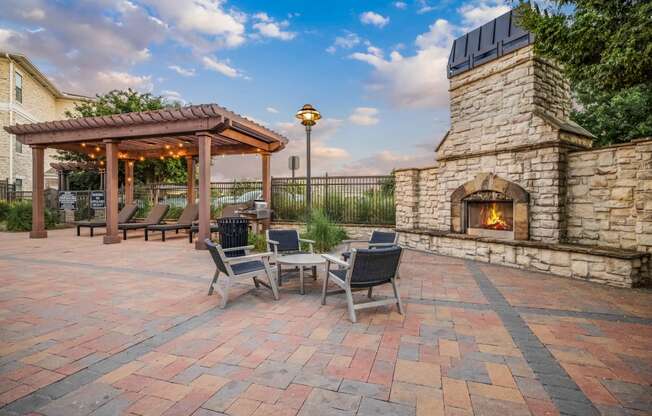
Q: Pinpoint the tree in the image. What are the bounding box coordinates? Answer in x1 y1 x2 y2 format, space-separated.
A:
519 0 652 146
58 89 187 188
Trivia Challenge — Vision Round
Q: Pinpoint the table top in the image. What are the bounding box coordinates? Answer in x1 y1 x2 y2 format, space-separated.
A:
277 253 325 265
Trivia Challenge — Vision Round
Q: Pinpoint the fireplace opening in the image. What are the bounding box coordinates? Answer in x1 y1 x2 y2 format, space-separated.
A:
467 201 514 231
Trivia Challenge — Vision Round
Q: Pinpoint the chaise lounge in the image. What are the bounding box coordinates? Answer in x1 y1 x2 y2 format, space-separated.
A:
118 204 169 240
76 203 138 237
145 204 198 241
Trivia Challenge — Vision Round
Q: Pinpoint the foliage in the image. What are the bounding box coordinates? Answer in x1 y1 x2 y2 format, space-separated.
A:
165 206 184 220
247 232 268 252
58 89 188 188
5 201 58 231
303 210 347 253
136 199 152 219
0 200 10 222
518 1 652 145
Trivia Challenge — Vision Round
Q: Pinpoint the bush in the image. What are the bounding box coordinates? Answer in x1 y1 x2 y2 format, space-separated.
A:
303 210 347 253
0 200 10 222
247 232 268 252
165 206 184 220
5 201 58 231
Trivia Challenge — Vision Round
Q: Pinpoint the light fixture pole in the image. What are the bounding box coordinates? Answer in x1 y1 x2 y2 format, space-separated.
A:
295 104 321 214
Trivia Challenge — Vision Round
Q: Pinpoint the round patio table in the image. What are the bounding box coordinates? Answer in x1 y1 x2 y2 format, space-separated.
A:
277 253 325 295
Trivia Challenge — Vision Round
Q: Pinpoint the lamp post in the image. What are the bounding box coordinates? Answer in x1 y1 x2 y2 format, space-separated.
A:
295 104 321 213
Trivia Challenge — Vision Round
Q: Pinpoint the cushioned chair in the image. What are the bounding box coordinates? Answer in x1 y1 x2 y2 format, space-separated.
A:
76 203 137 237
322 246 404 323
145 204 198 241
118 204 169 240
205 239 279 308
266 229 316 285
341 230 398 261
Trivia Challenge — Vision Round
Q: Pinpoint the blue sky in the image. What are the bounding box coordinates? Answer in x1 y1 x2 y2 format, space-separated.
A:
1 0 513 179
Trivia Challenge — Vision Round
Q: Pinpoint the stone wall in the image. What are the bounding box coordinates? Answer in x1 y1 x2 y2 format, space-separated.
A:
270 221 394 241
399 230 649 288
566 138 652 253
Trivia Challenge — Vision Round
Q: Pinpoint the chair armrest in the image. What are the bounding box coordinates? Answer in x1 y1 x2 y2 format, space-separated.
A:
322 254 349 269
226 252 274 263
299 238 316 244
300 238 314 253
223 245 254 252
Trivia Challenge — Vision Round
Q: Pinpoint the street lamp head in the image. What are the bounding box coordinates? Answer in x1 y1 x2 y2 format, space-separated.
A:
295 104 321 127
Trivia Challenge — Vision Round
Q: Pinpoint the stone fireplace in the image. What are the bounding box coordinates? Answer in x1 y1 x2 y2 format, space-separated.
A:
451 173 529 240
393 9 652 287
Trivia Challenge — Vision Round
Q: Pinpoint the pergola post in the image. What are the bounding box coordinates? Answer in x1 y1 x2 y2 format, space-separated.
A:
29 145 47 239
124 159 134 205
195 133 212 250
186 155 195 204
103 139 121 244
261 152 271 204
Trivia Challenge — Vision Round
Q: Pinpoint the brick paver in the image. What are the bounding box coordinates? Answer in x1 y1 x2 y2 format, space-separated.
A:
0 229 650 416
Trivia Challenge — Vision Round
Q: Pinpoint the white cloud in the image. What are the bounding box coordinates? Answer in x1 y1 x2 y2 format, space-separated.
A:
458 0 511 29
202 56 243 78
168 65 196 76
252 13 295 41
393 2 407 10
349 107 380 126
327 32 362 54
339 149 434 175
266 107 279 114
349 17 459 109
96 71 153 92
416 0 436 14
161 89 185 104
360 11 390 28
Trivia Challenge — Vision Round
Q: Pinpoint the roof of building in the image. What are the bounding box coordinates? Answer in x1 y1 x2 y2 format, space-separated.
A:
447 8 534 78
2 52 92 101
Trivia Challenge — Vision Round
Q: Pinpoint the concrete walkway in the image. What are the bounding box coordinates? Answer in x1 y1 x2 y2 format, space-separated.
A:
0 229 650 416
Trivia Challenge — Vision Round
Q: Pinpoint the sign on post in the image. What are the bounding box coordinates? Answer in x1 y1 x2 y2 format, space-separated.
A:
288 156 300 178
90 191 105 209
58 191 77 210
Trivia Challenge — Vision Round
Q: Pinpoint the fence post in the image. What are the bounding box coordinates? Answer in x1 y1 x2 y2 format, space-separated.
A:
324 173 329 215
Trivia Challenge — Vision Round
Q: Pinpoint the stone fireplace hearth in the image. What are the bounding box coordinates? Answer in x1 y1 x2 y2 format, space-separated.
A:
451 173 529 240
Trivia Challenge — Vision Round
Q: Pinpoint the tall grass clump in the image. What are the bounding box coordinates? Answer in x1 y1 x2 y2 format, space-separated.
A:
5 201 58 231
303 210 347 253
0 200 11 222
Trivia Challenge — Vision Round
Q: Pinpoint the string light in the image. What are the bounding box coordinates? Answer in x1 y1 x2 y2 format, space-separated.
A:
94 146 101 152
177 143 183 148
159 155 165 160
128 161 134 167
164 144 171 150
89 153 96 159
81 143 86 148
139 156 145 161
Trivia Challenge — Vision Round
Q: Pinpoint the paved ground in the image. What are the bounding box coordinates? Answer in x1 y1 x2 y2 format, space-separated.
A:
0 229 650 416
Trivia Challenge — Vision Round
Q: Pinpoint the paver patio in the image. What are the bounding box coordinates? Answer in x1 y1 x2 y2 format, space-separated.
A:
0 229 650 416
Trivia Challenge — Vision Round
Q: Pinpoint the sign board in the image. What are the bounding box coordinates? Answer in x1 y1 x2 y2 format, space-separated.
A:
288 155 300 170
90 191 105 209
58 191 77 210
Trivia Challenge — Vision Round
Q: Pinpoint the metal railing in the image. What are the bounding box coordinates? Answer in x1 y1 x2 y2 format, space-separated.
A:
0 179 32 201
131 175 395 225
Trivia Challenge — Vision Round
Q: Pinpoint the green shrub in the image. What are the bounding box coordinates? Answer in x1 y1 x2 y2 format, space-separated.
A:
5 201 59 231
0 200 10 222
165 206 184 220
247 232 268 252
303 210 347 253
135 199 152 218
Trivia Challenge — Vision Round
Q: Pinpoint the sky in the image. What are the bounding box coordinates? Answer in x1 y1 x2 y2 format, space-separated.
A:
0 0 513 180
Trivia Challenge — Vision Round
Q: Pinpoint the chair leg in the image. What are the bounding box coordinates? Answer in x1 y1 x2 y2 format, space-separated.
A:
367 287 373 299
220 276 231 309
145 228 148 241
208 270 219 295
299 266 305 295
77 226 80 236
277 264 283 287
321 273 329 305
312 265 317 280
162 230 166 242
345 287 357 323
264 263 280 301
175 229 179 234
123 229 127 240
391 278 404 315
90 227 94 237
189 231 193 243
253 277 260 288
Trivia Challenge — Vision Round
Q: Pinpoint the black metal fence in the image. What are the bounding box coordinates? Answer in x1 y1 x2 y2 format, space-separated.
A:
131 175 395 225
0 180 32 201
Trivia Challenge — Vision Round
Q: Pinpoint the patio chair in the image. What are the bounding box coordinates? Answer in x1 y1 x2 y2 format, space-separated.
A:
145 204 198 241
75 203 137 237
322 246 404 323
341 230 398 261
118 204 169 240
266 229 316 285
205 239 279 308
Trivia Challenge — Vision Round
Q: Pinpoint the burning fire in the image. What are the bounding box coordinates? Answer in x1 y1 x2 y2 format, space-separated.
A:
480 202 510 230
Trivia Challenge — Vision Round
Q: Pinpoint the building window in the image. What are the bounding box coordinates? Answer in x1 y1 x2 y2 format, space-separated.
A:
14 138 22 153
15 72 23 104
15 179 23 192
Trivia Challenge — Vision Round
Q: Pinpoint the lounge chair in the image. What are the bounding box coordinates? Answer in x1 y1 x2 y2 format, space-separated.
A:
341 230 398 261
145 204 198 241
322 246 404 323
76 204 137 237
118 204 169 240
205 239 279 308
266 229 316 285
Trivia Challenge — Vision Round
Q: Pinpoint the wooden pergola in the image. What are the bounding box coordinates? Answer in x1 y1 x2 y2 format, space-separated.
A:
4 104 288 249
